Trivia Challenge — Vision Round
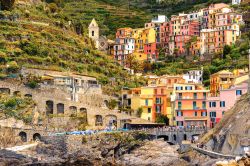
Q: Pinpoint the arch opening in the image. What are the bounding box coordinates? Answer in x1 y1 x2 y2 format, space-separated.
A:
184 134 187 141
33 133 41 141
46 100 54 115
95 115 103 126
157 135 169 141
173 134 177 141
69 106 77 116
79 108 87 123
105 114 117 128
19 131 27 142
57 103 64 114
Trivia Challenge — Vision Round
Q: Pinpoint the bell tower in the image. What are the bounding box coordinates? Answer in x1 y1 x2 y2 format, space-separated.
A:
88 18 100 47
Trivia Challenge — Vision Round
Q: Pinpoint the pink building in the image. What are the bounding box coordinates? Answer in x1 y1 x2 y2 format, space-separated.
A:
180 20 200 36
207 82 248 128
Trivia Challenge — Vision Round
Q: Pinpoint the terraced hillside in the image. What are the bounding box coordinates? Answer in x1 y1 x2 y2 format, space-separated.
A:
60 0 152 38
0 1 147 95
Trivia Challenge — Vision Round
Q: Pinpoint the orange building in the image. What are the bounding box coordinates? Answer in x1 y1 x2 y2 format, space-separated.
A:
172 83 209 127
210 70 235 96
152 86 172 124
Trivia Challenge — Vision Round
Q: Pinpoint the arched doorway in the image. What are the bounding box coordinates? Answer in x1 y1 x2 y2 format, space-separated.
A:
105 114 117 129
79 108 87 123
69 106 77 116
19 131 27 142
33 133 41 141
57 103 64 114
95 115 103 126
46 100 54 115
173 134 177 141
183 134 187 140
158 135 169 141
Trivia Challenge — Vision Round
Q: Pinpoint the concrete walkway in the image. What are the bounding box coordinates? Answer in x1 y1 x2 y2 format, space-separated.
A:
5 142 38 152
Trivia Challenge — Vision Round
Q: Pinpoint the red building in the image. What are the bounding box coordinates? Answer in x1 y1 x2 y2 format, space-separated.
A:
160 22 170 51
144 43 158 61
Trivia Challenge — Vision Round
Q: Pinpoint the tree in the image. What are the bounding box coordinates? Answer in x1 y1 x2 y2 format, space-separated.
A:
155 114 169 125
136 107 143 118
0 0 15 10
223 45 231 59
107 99 117 110
125 54 142 73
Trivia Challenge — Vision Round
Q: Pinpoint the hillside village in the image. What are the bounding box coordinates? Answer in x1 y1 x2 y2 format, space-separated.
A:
0 0 249 165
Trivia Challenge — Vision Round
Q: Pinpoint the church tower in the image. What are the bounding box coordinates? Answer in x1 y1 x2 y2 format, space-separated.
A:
88 18 100 48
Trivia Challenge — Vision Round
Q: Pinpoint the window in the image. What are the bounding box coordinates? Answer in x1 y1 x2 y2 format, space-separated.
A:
202 101 206 109
156 106 161 113
222 111 225 115
209 102 216 107
185 86 192 90
193 101 197 109
220 101 226 107
156 98 161 104
178 93 182 99
148 108 151 113
148 117 151 121
145 99 148 106
210 112 216 117
92 31 95 36
201 112 207 116
194 111 197 116
236 90 242 96
203 92 206 99
178 101 182 110
177 111 183 116
176 86 183 90
194 93 197 99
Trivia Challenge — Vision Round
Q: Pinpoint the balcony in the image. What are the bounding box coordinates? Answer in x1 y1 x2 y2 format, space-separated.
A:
176 96 206 100
184 117 208 121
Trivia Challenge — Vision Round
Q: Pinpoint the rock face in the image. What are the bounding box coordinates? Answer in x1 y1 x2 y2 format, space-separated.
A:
119 140 188 166
0 132 188 165
202 94 250 155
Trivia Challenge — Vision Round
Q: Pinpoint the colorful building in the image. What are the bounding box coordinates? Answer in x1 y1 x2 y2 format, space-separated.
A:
140 86 155 121
210 70 235 96
172 83 209 127
207 82 248 128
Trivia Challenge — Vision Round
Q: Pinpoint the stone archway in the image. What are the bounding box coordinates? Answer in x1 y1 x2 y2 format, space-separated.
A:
0 88 10 95
79 108 87 123
105 114 117 128
33 133 41 141
57 103 64 114
13 91 21 97
19 131 27 142
183 134 187 140
69 106 77 116
173 134 177 141
95 115 103 126
104 100 108 107
158 135 169 141
46 100 54 115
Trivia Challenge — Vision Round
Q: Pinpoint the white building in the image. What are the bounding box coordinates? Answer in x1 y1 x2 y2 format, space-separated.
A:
183 70 203 84
232 0 241 5
151 15 168 23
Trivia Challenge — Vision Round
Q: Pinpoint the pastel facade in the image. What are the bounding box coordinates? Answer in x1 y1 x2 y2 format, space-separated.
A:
207 82 248 128
140 86 155 121
172 83 209 127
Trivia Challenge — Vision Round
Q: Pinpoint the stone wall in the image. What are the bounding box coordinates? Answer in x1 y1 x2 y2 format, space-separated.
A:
0 79 150 129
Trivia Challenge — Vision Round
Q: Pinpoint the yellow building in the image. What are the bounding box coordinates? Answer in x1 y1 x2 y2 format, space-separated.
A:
131 88 141 112
132 52 148 61
140 86 155 121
